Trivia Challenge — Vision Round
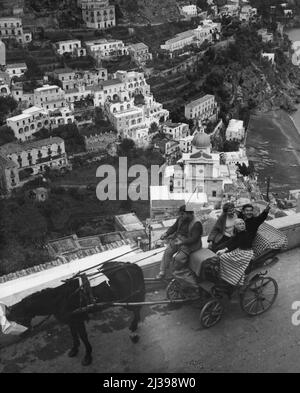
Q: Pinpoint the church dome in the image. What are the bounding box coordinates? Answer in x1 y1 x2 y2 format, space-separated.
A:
192 131 211 149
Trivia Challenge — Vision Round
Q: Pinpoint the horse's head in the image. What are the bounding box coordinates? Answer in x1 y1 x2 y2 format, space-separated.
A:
6 302 33 329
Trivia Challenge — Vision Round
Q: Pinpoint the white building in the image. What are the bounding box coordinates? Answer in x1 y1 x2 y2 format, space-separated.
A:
0 17 32 44
105 97 149 144
239 5 257 22
225 119 245 142
80 0 116 30
0 39 6 66
0 81 10 97
128 43 152 65
6 107 50 142
179 135 194 153
160 30 196 53
85 38 128 60
292 41 300 66
53 67 108 91
11 83 34 107
0 137 68 188
92 78 125 107
181 4 198 17
185 94 218 122
114 70 151 98
34 85 66 112
220 148 249 167
194 19 221 43
163 122 189 140
258 29 273 43
262 53 275 65
55 39 82 56
6 63 27 78
143 93 169 128
49 108 75 128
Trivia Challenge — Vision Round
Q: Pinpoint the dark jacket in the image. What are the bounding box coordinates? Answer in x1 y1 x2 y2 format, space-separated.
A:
207 213 227 244
181 219 203 253
227 230 253 252
166 216 189 238
238 209 269 244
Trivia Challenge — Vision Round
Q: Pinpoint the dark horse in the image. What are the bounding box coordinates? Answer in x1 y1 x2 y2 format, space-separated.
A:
6 261 145 366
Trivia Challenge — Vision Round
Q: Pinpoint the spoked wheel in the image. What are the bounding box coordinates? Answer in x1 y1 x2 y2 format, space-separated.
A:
166 279 183 300
199 299 224 328
240 276 278 316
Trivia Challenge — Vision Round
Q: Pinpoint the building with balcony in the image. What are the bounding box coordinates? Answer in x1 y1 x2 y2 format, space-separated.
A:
6 62 27 78
33 85 66 112
55 39 83 56
85 38 127 61
92 78 125 107
80 0 116 30
185 94 218 122
0 137 68 192
0 17 32 44
105 97 146 138
52 67 108 91
163 122 189 140
49 108 75 128
6 106 50 142
143 93 169 128
128 42 152 65
114 70 151 98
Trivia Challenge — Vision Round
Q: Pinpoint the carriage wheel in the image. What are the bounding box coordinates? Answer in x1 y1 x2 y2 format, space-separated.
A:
240 276 278 316
199 299 223 328
166 279 183 300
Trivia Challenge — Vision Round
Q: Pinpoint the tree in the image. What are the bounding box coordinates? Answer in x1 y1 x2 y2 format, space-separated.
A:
149 122 159 134
0 97 18 125
119 138 136 157
0 125 17 145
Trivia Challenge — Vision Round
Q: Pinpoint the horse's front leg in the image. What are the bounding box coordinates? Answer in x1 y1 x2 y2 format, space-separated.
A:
129 306 141 343
77 319 92 366
68 321 80 358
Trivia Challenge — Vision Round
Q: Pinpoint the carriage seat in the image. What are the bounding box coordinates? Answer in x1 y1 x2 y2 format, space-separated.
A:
189 248 218 278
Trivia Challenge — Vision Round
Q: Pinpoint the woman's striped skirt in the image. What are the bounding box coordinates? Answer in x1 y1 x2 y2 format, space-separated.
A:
219 248 254 286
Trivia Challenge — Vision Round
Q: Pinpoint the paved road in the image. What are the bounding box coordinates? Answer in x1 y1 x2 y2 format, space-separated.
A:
1 248 300 373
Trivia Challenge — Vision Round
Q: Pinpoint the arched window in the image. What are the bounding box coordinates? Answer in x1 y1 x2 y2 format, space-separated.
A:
19 128 23 134
30 124 35 130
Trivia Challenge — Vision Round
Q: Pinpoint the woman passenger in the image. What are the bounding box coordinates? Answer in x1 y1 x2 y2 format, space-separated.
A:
217 218 254 287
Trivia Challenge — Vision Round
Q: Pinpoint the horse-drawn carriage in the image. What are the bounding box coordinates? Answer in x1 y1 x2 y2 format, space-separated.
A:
164 222 287 328
2 223 287 366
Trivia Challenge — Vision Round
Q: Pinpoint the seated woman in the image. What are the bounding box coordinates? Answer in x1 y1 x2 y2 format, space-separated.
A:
217 218 254 287
207 202 238 253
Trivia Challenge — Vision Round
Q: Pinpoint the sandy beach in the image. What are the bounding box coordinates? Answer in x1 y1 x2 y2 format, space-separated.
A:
247 109 300 196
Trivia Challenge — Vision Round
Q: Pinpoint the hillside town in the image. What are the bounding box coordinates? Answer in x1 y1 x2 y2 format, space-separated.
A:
0 0 300 374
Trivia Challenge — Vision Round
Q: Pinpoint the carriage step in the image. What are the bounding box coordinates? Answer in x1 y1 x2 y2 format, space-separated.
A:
198 281 215 293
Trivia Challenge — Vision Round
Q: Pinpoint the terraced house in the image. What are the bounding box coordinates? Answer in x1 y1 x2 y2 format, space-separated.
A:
79 0 116 30
184 94 218 123
6 107 50 142
0 17 31 44
0 137 68 193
